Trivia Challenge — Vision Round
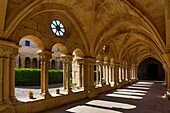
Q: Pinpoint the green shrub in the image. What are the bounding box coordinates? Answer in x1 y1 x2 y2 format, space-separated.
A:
15 68 63 86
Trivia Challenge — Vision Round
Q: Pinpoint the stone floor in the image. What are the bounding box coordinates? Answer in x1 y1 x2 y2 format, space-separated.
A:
40 81 170 113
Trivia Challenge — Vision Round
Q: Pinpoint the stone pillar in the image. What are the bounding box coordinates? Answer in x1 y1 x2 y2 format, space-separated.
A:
84 58 97 98
0 58 3 102
95 62 99 85
3 58 10 101
38 51 52 99
127 65 131 82
77 59 83 88
109 65 112 84
119 66 122 82
105 62 109 85
112 64 115 84
163 63 168 87
61 59 67 90
0 41 19 112
121 65 124 81
134 66 138 81
61 55 73 94
82 63 85 88
9 49 18 103
99 62 103 86
114 63 119 85
103 64 106 80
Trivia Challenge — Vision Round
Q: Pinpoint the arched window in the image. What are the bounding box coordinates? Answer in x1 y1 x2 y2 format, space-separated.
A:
32 58 37 68
51 60 55 69
25 57 31 68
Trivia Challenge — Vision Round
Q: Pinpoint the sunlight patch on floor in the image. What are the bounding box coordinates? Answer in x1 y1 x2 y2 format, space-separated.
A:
106 93 143 99
113 91 145 96
116 89 147 93
66 105 122 113
126 86 150 90
86 100 136 110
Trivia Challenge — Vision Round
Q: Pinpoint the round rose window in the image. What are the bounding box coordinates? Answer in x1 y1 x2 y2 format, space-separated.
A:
51 20 65 37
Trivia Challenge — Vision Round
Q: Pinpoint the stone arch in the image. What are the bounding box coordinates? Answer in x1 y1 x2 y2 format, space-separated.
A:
72 48 84 58
19 35 44 51
138 57 165 80
52 43 68 55
6 2 89 56
104 56 109 62
96 54 103 61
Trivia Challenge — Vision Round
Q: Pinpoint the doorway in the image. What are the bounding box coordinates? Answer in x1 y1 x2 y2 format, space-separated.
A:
147 64 158 80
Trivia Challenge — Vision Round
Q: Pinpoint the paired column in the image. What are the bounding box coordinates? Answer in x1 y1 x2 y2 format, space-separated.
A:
0 43 19 112
77 59 84 88
61 55 73 94
9 49 18 103
38 51 51 98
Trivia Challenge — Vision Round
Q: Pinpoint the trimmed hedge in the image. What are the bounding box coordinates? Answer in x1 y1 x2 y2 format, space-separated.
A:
15 68 63 86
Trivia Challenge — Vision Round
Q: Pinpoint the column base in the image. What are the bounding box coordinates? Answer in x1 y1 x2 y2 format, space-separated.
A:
0 100 15 113
42 91 52 99
86 89 98 99
10 96 18 104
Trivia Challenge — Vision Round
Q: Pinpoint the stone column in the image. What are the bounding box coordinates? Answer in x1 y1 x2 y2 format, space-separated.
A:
166 66 170 98
84 58 97 98
163 63 168 87
0 41 19 112
77 59 83 88
0 58 3 102
127 65 131 82
3 58 10 101
99 62 103 86
121 65 124 81
82 63 85 88
119 66 122 82
105 62 109 85
95 62 99 86
134 66 138 81
114 63 119 85
38 51 52 99
112 64 115 84
61 55 73 94
103 64 106 80
61 59 67 90
109 65 112 84
9 48 18 103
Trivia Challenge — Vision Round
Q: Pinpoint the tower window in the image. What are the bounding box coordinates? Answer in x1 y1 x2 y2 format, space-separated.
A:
25 40 30 46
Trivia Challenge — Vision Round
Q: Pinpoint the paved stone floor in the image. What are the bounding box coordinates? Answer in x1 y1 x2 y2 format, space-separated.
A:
40 81 170 113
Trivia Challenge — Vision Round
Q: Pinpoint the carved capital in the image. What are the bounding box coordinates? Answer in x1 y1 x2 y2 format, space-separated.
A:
38 50 52 62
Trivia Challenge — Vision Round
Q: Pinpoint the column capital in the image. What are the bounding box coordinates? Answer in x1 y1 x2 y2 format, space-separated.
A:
0 40 20 58
114 62 120 67
38 50 52 62
84 57 96 64
61 55 73 63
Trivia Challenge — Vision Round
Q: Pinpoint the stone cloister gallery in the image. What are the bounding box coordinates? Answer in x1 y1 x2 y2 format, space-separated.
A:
0 0 170 113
